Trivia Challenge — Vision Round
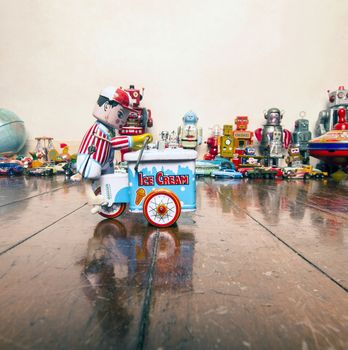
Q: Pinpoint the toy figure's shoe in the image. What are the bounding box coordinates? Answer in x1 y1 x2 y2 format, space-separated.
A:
71 173 82 181
91 204 102 214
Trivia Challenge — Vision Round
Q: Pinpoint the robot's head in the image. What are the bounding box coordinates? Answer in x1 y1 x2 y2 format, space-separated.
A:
93 87 134 129
183 111 198 124
264 108 282 126
295 118 309 132
328 86 348 108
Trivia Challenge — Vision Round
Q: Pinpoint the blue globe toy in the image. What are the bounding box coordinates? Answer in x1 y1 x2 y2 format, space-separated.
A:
0 108 27 156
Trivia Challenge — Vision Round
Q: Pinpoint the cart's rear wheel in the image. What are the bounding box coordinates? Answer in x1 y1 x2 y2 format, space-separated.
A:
143 189 181 227
94 187 126 219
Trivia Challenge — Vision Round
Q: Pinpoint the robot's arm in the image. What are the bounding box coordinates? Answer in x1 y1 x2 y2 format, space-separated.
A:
198 127 203 145
283 129 292 149
316 110 329 136
254 128 263 142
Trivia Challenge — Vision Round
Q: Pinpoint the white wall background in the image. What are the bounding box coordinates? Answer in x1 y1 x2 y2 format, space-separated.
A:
0 0 347 155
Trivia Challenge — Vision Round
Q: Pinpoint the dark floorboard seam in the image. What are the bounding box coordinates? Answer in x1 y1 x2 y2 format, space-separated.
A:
137 229 159 350
223 192 348 293
0 203 87 256
247 211 347 292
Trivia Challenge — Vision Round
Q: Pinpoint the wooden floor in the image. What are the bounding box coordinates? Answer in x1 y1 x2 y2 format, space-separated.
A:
0 176 347 349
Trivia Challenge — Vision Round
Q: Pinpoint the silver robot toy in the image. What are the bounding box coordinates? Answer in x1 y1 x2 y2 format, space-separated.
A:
315 85 348 136
291 111 312 164
255 108 291 166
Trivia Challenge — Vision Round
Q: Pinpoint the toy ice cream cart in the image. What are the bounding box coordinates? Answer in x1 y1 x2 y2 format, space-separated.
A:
97 147 197 227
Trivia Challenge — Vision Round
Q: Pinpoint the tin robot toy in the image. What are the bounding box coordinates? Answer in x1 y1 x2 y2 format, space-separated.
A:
315 85 348 136
255 108 291 166
177 111 202 149
291 111 311 164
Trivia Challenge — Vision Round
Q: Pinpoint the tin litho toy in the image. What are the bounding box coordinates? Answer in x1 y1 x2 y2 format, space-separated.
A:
315 85 348 136
291 112 311 164
309 107 348 167
74 86 152 212
220 125 234 158
178 111 202 149
255 108 291 166
97 146 197 227
204 125 220 160
285 146 303 167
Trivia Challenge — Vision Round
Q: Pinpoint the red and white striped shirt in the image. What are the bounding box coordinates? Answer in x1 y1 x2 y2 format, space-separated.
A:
78 122 130 166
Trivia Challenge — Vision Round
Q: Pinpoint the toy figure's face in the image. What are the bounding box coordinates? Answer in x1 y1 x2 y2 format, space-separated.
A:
245 147 255 156
289 147 300 155
183 113 198 125
160 131 169 141
273 130 282 140
93 95 130 129
266 109 281 125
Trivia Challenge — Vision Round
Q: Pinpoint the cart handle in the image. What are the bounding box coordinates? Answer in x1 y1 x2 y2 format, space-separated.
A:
134 136 150 173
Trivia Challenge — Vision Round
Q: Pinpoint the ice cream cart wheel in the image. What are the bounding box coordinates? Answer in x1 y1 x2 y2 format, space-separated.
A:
94 187 127 219
143 189 181 227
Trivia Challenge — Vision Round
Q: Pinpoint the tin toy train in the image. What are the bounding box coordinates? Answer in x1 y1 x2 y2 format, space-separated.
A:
96 143 197 227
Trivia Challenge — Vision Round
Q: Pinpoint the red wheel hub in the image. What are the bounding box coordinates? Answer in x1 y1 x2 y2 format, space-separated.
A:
156 204 168 216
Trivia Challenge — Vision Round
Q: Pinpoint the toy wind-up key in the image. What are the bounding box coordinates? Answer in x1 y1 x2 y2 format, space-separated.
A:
72 86 152 214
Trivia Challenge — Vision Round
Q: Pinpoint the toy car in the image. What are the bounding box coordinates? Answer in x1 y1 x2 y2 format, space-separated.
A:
196 157 235 177
282 165 328 179
0 161 23 176
238 166 280 179
211 168 243 179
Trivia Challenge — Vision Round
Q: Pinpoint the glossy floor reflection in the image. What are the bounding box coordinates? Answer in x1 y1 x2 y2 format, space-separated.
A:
0 176 347 349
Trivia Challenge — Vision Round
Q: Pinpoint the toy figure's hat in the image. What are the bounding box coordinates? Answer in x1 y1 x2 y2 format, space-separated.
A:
113 88 134 110
99 86 135 111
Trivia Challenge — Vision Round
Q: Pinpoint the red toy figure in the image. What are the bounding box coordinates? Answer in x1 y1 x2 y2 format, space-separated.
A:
204 125 220 160
74 86 152 213
119 85 153 160
334 108 348 130
232 116 254 166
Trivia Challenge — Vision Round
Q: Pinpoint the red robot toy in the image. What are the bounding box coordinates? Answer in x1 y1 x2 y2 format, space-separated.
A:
119 85 153 160
204 125 220 160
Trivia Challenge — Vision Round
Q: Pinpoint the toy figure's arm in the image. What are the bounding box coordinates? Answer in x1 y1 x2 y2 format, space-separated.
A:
110 136 132 150
198 127 203 145
177 126 182 145
283 129 292 149
111 134 153 151
254 128 263 142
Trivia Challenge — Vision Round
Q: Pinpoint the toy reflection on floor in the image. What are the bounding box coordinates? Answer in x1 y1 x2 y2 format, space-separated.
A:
291 111 312 164
73 86 152 213
81 220 194 341
315 85 348 136
177 111 202 149
0 108 27 157
255 108 291 166
97 144 197 227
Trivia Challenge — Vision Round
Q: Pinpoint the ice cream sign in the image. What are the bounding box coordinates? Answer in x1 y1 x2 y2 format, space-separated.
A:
138 171 189 186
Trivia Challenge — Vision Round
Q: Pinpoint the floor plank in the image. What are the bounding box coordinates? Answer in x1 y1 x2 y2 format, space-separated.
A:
0 177 347 349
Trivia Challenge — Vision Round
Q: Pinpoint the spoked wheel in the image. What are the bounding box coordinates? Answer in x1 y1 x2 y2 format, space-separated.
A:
143 189 181 227
94 187 126 219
